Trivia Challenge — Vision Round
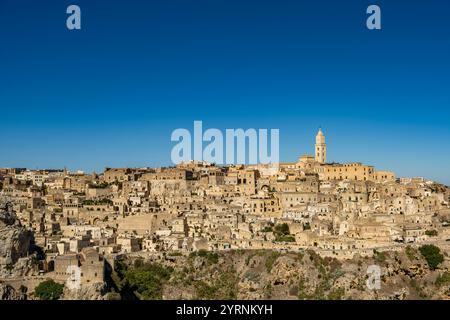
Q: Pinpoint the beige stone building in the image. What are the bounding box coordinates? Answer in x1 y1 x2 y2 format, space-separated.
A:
2 127 448 274
315 128 327 164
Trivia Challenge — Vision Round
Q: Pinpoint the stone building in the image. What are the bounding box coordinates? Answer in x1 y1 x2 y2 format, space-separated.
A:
315 128 327 164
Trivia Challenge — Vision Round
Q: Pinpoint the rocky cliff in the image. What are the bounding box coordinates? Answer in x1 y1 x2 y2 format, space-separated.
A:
117 248 449 300
0 283 26 300
0 200 33 275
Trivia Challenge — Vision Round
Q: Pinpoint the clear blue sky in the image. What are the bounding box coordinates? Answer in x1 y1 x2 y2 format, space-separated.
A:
0 0 449 184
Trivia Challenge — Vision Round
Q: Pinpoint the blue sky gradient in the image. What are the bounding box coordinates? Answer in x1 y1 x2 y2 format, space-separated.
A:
0 0 449 184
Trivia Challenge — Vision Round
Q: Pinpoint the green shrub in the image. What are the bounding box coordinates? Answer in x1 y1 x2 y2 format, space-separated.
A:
124 262 173 300
34 280 64 300
261 226 273 232
190 250 219 264
435 272 450 287
419 245 444 270
244 270 260 282
425 230 438 237
167 251 182 256
276 234 295 242
409 279 426 298
274 223 295 242
134 258 144 268
125 270 163 299
328 288 345 300
194 281 216 299
264 284 273 298
274 223 290 236
194 270 237 300
373 250 387 263
265 251 281 272
405 245 417 261
207 252 219 264
297 277 310 300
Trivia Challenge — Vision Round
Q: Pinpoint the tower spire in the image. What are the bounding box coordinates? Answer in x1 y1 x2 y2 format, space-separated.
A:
315 128 326 164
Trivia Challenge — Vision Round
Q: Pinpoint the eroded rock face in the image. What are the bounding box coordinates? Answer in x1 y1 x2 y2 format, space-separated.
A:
0 284 25 300
62 282 107 300
150 249 450 300
0 201 32 267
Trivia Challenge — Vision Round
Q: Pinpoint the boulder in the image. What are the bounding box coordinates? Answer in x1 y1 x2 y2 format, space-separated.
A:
0 201 33 267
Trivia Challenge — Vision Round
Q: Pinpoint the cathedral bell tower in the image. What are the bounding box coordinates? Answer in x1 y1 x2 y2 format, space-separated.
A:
315 128 326 164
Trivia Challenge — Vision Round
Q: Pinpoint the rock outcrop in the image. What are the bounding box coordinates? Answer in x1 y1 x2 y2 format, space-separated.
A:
62 282 107 300
0 283 26 300
0 201 33 273
117 248 449 300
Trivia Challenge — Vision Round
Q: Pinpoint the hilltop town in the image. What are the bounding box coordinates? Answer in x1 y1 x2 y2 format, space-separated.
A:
0 129 449 299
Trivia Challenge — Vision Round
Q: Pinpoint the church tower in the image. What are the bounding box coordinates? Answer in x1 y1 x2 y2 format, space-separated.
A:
315 128 326 164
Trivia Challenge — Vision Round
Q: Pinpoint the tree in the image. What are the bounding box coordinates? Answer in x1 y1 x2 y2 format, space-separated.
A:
425 230 438 237
419 245 444 270
273 223 295 242
274 223 290 236
125 270 161 299
34 280 64 300
124 262 173 300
